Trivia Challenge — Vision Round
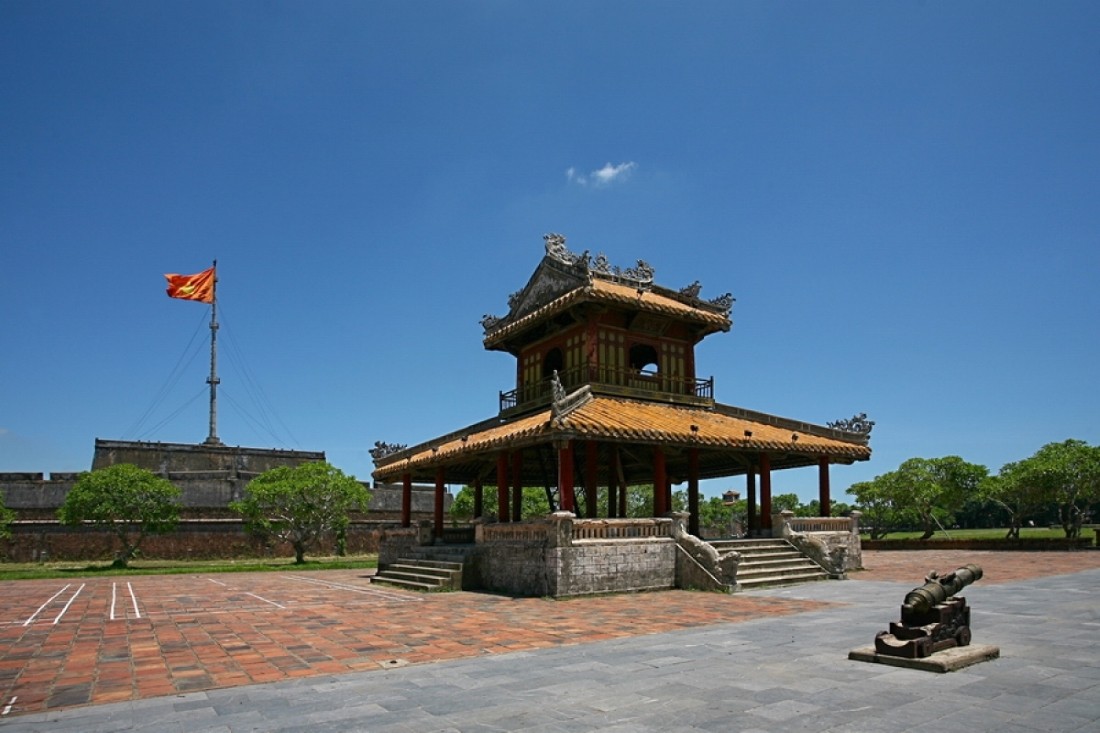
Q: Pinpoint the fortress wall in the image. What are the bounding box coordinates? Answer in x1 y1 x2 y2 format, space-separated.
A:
2 519 395 563
0 473 78 511
1 441 449 558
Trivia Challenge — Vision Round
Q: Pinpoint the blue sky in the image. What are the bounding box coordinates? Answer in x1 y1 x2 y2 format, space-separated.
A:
2 2 1098 504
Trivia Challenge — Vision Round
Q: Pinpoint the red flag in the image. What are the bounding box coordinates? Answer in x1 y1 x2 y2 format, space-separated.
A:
164 266 215 303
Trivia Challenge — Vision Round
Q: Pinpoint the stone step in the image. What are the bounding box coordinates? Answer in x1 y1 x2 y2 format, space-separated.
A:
370 576 442 592
711 539 790 550
372 556 463 592
738 570 830 590
736 562 826 580
392 559 463 572
707 538 832 590
382 567 454 584
738 557 820 572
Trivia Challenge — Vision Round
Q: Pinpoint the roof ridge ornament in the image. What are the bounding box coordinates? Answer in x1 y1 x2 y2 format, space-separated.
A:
679 280 734 316
370 440 408 461
827 413 875 436
544 233 589 267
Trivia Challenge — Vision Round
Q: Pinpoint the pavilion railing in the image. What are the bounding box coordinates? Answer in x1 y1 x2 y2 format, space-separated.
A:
500 365 713 413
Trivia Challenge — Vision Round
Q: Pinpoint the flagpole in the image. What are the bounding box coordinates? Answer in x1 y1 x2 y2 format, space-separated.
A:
204 259 222 445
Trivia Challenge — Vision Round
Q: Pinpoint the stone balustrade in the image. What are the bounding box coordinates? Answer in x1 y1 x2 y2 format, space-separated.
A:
775 510 863 574
571 517 673 541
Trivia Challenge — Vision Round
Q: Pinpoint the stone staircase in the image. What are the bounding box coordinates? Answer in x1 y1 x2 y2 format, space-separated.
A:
371 547 472 592
708 538 830 590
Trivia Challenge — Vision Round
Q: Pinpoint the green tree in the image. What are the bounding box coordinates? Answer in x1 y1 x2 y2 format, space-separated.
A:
57 464 181 568
231 462 370 563
893 457 988 539
696 496 746 538
771 493 802 514
1003 440 1100 538
448 485 551 523
980 466 1045 539
0 494 14 539
798 499 853 517
847 476 903 539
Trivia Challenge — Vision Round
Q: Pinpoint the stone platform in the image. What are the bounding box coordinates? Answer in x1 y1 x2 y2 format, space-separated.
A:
848 642 1001 673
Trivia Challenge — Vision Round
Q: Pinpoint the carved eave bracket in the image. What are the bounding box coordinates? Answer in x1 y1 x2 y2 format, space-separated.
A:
550 370 593 422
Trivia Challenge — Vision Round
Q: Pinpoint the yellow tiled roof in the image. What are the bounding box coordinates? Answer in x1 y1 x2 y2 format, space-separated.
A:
483 279 730 348
372 395 870 480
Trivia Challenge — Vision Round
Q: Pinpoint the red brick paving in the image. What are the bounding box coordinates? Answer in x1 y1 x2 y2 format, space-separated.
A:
0 550 1097 717
854 548 1100 583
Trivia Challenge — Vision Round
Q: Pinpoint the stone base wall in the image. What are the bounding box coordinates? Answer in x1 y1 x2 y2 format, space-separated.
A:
552 540 676 596
475 541 554 596
382 514 681 597
1 520 394 563
377 526 423 569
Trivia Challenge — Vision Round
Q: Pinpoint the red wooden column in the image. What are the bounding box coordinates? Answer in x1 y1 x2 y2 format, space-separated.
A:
401 472 412 528
433 467 445 539
758 453 772 534
557 439 576 513
473 476 484 519
653 447 667 515
746 466 756 537
585 441 599 518
511 450 523 522
496 453 509 521
818 455 832 517
687 448 700 536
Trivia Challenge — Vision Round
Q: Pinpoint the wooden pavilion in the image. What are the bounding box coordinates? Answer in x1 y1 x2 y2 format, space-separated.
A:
371 234 872 540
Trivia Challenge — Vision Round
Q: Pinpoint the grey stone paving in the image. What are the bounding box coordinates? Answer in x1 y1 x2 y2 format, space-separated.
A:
2 569 1097 732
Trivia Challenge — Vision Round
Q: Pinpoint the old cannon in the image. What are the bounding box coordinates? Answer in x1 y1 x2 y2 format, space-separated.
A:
874 564 983 659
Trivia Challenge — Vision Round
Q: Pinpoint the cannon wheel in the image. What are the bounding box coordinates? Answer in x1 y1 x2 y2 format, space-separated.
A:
955 627 972 647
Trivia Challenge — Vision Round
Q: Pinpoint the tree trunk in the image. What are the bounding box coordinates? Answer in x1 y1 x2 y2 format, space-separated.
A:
293 542 306 564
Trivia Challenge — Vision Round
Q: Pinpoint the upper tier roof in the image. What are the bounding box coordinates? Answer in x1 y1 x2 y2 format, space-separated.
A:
481 234 733 352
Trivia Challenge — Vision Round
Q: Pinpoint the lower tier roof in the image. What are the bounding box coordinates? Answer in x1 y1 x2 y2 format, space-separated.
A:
372 395 871 486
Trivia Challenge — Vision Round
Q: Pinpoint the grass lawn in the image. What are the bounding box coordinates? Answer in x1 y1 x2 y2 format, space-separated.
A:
0 554 378 581
861 527 1081 541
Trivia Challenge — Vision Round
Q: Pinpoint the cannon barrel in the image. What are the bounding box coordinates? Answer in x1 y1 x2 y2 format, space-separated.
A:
902 564 982 615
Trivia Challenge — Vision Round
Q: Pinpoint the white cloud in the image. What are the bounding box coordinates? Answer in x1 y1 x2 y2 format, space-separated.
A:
566 161 637 187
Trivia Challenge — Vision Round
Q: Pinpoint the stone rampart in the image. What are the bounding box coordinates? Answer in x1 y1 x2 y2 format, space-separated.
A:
1 519 395 563
0 440 447 559
0 473 78 512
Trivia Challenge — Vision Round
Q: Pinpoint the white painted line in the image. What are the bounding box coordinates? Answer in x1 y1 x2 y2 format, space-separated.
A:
206 577 229 587
2 696 16 716
244 592 285 609
110 582 118 620
128 582 140 619
24 585 71 626
285 574 421 602
53 583 85 624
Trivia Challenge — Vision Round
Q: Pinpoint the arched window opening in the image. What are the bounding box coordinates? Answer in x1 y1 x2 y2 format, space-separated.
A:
543 348 564 379
629 343 659 376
